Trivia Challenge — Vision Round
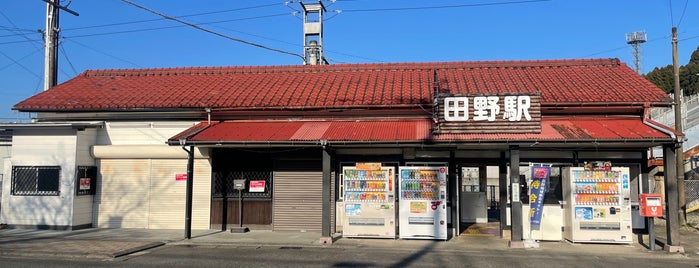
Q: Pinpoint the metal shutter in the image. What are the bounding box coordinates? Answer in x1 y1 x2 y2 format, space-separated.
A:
273 160 322 232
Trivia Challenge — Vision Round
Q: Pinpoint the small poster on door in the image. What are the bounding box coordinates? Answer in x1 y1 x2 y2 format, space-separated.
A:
79 178 91 190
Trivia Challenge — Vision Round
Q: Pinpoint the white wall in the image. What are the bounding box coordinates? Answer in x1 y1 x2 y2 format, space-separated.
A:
93 121 210 229
0 145 10 207
72 128 98 227
99 121 197 145
95 157 211 229
0 128 77 228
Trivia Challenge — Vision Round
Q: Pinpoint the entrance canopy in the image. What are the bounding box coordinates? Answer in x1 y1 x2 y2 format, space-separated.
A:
168 116 677 148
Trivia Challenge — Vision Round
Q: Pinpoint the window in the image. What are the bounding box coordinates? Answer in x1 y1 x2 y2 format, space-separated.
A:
12 166 61 196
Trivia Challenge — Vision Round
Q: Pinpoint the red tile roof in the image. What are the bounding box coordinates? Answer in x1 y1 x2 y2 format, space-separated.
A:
169 116 672 144
14 59 669 113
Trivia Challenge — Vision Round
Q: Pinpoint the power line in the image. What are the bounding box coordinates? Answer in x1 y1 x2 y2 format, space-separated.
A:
61 12 290 39
584 35 670 57
63 38 142 68
676 0 689 27
120 0 303 61
0 10 43 51
64 3 284 32
340 0 550 12
0 50 42 79
0 47 42 72
59 43 78 76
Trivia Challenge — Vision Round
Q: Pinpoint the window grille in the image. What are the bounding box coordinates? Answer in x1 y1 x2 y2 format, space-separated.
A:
213 171 272 199
76 166 97 196
12 166 61 196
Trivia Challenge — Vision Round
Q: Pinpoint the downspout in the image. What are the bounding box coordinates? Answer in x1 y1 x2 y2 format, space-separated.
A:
179 138 194 239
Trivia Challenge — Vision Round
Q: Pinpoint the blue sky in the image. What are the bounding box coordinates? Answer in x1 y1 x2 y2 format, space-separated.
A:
1 0 698 122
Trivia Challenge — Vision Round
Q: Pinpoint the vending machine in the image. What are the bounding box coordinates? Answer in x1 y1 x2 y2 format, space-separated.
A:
398 166 448 240
341 164 396 238
563 166 632 244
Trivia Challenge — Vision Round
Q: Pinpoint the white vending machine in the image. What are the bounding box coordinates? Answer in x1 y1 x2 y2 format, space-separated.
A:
398 166 448 240
563 166 632 244
341 164 396 238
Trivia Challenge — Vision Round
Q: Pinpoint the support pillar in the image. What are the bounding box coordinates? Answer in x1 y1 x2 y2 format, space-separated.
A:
509 146 524 248
641 151 656 250
320 144 334 244
663 144 684 253
449 150 459 236
499 152 508 236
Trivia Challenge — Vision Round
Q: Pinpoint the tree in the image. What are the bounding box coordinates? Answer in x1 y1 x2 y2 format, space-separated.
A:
645 46 699 96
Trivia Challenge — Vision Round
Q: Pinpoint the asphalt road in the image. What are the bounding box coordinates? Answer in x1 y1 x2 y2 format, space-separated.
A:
0 243 696 268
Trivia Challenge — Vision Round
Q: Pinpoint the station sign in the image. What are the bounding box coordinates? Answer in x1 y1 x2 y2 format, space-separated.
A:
433 93 541 134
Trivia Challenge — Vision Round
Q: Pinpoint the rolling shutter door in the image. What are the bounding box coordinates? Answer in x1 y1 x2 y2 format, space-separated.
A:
95 159 149 228
273 160 322 231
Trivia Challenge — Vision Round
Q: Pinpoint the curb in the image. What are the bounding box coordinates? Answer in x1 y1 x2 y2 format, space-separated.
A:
110 241 166 258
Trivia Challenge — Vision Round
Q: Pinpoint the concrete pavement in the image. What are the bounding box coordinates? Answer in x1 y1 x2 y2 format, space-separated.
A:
1 221 698 261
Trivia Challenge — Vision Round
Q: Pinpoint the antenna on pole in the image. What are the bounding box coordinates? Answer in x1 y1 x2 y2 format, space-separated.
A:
625 31 646 73
42 0 78 91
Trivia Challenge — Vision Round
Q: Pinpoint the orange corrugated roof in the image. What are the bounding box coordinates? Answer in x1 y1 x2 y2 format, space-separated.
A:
14 59 670 112
169 116 672 144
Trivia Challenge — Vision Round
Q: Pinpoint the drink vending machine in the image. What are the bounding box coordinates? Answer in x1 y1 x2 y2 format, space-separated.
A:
563 166 632 244
341 165 396 238
398 166 448 240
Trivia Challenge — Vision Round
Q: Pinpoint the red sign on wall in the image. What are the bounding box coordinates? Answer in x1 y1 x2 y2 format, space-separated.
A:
175 173 187 182
249 180 266 192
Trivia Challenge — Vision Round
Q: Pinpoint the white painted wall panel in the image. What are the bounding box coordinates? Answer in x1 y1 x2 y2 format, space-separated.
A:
95 159 149 228
97 122 197 145
72 195 93 227
0 145 9 205
95 156 211 230
1 129 77 227
76 129 97 166
192 159 212 230
148 159 186 229
147 159 211 229
73 129 98 227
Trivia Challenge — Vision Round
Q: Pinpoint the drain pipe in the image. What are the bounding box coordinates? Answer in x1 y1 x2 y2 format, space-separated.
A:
179 138 194 239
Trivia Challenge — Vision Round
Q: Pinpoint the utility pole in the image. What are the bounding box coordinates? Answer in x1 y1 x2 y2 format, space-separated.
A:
672 26 686 226
42 0 78 91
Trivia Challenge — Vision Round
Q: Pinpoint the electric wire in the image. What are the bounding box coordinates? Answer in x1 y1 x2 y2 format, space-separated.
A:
64 3 284 31
121 0 304 61
63 38 142 67
0 10 43 50
59 43 78 76
584 35 670 58
676 0 689 28
62 13 290 38
0 50 42 79
669 0 674 26
0 47 42 72
340 0 550 12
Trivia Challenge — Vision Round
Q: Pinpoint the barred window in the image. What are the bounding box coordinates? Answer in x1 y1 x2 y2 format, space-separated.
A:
12 166 61 196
